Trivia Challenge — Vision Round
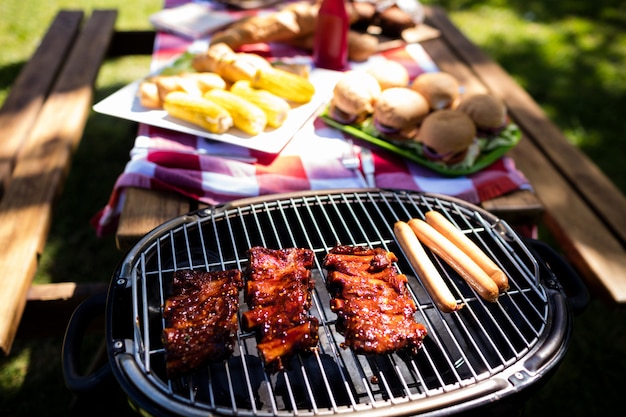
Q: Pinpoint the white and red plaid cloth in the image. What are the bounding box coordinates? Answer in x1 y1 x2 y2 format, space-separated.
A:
93 0 530 236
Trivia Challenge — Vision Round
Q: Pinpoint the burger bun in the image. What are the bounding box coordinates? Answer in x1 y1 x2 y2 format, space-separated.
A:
372 87 430 141
367 59 410 90
456 93 508 136
329 70 381 124
410 72 460 110
417 109 477 165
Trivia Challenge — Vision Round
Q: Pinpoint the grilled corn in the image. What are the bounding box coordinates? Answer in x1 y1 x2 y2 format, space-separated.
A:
179 72 227 94
230 80 290 128
251 67 315 104
163 91 233 134
203 89 267 135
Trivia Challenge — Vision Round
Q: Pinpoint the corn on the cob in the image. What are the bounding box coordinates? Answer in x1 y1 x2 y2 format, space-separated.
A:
180 72 227 94
230 80 290 128
251 67 315 104
203 89 267 135
163 91 233 134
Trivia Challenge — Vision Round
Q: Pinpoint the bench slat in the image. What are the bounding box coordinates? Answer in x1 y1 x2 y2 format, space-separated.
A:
0 10 117 355
16 282 109 339
0 11 83 196
510 139 626 302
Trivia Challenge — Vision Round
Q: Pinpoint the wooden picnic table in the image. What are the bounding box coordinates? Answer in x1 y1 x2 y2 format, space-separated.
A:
114 6 626 307
2 4 626 357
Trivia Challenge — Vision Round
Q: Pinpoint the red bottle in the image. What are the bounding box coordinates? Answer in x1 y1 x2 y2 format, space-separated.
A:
313 0 349 70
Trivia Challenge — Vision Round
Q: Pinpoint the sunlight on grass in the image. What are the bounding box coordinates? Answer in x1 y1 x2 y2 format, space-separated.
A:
96 56 154 90
33 243 60 285
0 0 160 108
564 120 599 148
0 347 29 393
451 7 555 89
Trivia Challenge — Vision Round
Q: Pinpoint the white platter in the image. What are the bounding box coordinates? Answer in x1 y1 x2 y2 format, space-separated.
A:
93 68 342 154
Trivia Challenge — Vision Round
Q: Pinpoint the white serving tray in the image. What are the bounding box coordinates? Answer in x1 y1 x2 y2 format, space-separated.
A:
93 68 342 154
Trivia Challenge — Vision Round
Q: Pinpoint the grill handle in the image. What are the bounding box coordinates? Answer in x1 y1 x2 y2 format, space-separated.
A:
62 292 112 394
526 239 590 315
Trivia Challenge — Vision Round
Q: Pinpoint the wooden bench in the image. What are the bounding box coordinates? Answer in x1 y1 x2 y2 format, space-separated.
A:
0 10 117 355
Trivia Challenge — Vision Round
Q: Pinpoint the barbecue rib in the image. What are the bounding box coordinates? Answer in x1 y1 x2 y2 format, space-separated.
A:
243 247 319 371
324 245 427 355
162 269 243 379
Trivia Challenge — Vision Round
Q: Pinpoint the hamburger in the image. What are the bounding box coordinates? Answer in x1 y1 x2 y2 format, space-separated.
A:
372 87 430 141
416 109 477 165
410 72 461 110
456 93 508 137
328 70 381 124
366 59 410 90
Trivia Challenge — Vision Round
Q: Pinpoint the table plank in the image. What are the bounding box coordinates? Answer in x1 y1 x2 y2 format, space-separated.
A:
116 187 192 251
0 10 117 355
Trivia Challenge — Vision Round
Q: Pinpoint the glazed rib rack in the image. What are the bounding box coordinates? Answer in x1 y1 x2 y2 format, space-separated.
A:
110 190 558 417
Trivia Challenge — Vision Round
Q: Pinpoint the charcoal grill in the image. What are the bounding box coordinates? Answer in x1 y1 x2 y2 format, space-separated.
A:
63 189 587 416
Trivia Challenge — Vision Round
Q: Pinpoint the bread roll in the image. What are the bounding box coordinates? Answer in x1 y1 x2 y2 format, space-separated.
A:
138 80 162 108
367 59 410 90
417 110 476 165
328 70 381 124
372 87 429 140
411 72 461 110
457 93 508 136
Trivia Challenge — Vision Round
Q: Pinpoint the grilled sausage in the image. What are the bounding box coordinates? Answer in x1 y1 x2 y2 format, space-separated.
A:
424 211 509 292
407 218 500 303
394 221 463 313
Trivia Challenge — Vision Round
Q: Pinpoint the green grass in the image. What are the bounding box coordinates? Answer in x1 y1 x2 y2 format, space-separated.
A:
1 0 626 415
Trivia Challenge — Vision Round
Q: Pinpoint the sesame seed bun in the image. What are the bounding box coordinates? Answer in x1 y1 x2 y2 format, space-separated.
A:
410 72 460 110
366 59 410 90
417 110 477 165
456 93 508 135
372 87 430 141
329 70 381 124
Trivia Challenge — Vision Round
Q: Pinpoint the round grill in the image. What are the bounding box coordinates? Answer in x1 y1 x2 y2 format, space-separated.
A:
105 190 572 417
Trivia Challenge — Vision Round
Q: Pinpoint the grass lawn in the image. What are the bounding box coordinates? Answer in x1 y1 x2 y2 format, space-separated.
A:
1 0 625 415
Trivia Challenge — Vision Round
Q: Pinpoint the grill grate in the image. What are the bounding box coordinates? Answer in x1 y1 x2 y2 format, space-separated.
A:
112 190 551 417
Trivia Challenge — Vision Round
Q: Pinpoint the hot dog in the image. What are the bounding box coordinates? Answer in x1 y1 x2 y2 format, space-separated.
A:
424 211 509 292
407 218 500 303
394 221 463 313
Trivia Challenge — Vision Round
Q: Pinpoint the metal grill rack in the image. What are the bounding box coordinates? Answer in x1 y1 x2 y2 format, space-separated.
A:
110 190 560 417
